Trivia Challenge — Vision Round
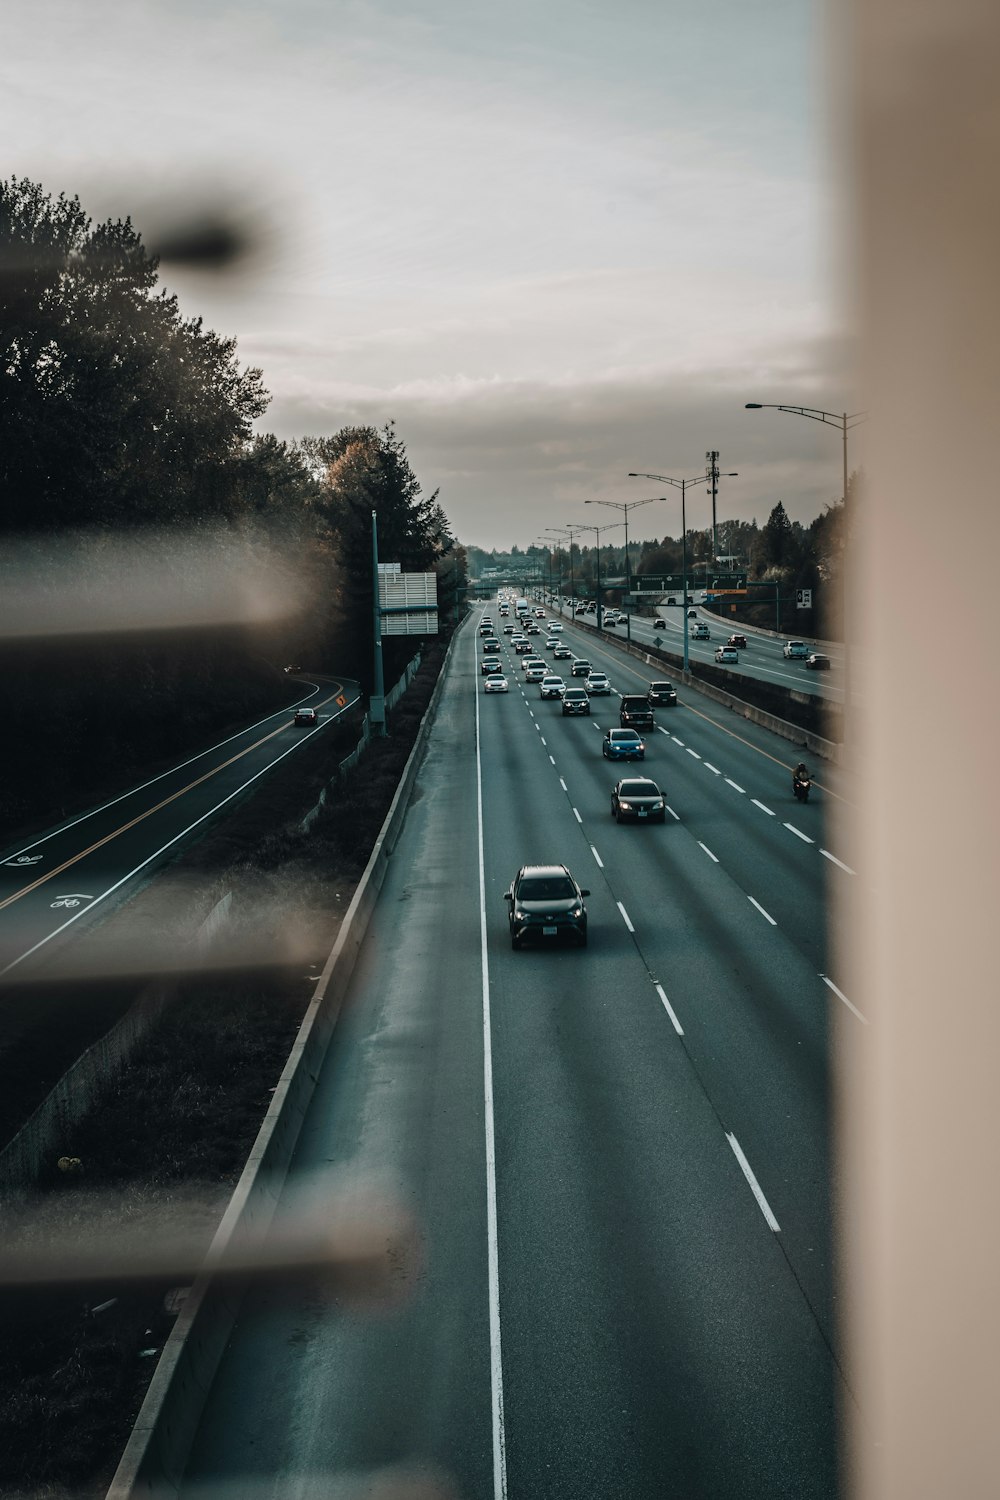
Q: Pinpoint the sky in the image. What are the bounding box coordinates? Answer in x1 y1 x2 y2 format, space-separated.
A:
3 0 860 552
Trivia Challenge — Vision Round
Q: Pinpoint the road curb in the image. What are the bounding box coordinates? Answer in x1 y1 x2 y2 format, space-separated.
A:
105 624 465 1499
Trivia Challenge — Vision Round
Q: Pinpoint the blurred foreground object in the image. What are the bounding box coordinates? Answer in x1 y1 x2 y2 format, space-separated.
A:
843 0 1000 1496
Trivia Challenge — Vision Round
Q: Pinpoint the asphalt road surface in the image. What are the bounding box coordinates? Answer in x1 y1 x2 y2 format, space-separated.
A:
180 615 856 1499
0 675 360 979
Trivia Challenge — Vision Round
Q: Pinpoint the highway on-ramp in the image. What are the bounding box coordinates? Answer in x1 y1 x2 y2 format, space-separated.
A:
180 617 855 1498
0 676 360 980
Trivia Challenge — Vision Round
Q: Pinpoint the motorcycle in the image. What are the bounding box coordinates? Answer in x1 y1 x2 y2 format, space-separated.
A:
792 775 811 803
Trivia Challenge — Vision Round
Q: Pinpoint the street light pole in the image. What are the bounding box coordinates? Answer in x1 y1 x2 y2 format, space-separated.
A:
584 495 666 644
576 520 624 629
628 471 705 673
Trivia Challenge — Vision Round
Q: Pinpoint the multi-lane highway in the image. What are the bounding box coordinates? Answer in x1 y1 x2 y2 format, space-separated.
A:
179 609 857 1498
553 598 845 705
0 675 360 980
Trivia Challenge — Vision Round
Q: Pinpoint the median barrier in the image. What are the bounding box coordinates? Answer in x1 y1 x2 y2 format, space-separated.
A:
106 624 463 1499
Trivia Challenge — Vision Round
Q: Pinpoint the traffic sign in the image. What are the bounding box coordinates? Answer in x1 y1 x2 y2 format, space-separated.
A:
336 694 346 706
796 589 813 609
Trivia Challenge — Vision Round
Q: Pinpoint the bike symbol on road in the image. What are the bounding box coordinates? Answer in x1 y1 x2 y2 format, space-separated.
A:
4 855 44 866
50 894 93 910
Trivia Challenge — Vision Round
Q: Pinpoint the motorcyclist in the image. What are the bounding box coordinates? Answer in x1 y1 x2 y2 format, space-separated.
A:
792 761 810 791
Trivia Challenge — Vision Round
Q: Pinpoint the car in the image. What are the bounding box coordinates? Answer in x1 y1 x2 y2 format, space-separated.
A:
539 675 566 699
570 658 592 677
545 637 559 650
549 623 563 633
293 707 318 726
505 864 589 949
481 637 500 652
561 687 590 715
503 624 516 634
647 681 678 707
521 655 545 673
534 608 546 618
687 608 698 618
653 617 667 629
524 662 546 682
525 623 541 635
692 623 710 640
727 634 748 649
805 652 832 670
620 695 654 729
480 655 501 674
553 643 573 659
283 664 302 673
575 605 588 615
479 620 493 632
585 672 611 695
611 777 666 823
783 640 809 659
603 610 619 623
666 597 677 606
514 639 533 654
714 646 739 664
603 728 645 760
484 673 509 693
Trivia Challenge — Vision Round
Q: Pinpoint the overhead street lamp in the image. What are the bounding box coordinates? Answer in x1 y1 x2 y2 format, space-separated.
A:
628 470 706 672
584 496 666 644
575 520 625 629
552 525 582 618
744 403 867 524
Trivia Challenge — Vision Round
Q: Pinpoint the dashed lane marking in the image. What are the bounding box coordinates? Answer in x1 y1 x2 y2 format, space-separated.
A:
748 896 777 925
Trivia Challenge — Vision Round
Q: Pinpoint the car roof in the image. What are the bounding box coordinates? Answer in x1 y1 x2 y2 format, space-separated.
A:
619 777 659 791
518 864 572 879
609 728 640 739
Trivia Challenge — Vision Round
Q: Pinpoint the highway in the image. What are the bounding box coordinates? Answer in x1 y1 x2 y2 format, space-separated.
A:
551 597 845 705
0 676 360 981
179 611 855 1498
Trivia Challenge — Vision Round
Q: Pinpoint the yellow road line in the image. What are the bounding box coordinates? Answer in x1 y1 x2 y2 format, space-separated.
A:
0 687 350 912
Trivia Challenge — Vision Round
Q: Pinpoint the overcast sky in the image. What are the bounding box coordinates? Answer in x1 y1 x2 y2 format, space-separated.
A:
4 0 861 551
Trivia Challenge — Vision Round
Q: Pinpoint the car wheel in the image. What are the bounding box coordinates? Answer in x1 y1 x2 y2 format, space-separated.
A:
615 810 623 823
511 933 521 950
577 929 588 948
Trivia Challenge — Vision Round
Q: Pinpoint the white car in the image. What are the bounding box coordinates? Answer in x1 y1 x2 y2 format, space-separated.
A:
539 675 566 699
545 637 560 650
549 623 563 633
714 646 739 664
484 673 509 693
521 655 545 674
524 662 546 682
585 672 611 694
783 640 809 659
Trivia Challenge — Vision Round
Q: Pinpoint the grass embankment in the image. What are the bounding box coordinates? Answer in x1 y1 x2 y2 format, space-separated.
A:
0 638 448 1499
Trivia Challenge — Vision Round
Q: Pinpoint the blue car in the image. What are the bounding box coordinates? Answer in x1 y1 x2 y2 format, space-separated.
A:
602 729 645 761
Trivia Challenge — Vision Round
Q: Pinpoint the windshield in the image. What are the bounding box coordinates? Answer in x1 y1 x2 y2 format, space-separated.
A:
518 876 576 901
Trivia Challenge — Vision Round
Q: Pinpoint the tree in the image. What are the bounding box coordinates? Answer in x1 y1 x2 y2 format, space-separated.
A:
0 176 267 532
762 501 794 567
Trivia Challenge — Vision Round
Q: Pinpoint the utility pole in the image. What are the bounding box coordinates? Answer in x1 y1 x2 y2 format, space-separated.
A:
370 510 386 737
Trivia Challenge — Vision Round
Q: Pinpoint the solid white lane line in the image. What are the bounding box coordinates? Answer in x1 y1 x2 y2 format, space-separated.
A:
686 748 701 760
698 842 719 862
751 799 775 816
822 974 869 1025
666 805 680 821
590 845 604 868
559 778 568 791
617 900 635 932
655 982 684 1036
474 644 509 1500
573 807 583 823
725 778 746 793
821 849 856 875
549 755 556 765
784 822 814 844
704 762 721 775
747 895 777 925
726 1133 781 1232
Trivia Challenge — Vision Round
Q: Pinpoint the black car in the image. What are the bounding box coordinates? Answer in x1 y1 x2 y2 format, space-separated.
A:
293 707 318 727
620 695 654 729
805 653 832 670
611 777 666 823
647 681 677 707
728 633 748 649
561 687 590 715
505 864 590 949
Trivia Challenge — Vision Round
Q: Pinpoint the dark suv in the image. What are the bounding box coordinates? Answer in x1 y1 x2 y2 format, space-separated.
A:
505 864 589 949
562 687 590 715
620 695 654 729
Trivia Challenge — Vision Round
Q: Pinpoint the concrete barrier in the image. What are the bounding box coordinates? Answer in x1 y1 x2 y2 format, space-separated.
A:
106 626 462 1500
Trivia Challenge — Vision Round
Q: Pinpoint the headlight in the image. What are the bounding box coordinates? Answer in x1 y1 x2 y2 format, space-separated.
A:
570 906 583 918
618 801 631 810
514 909 527 921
